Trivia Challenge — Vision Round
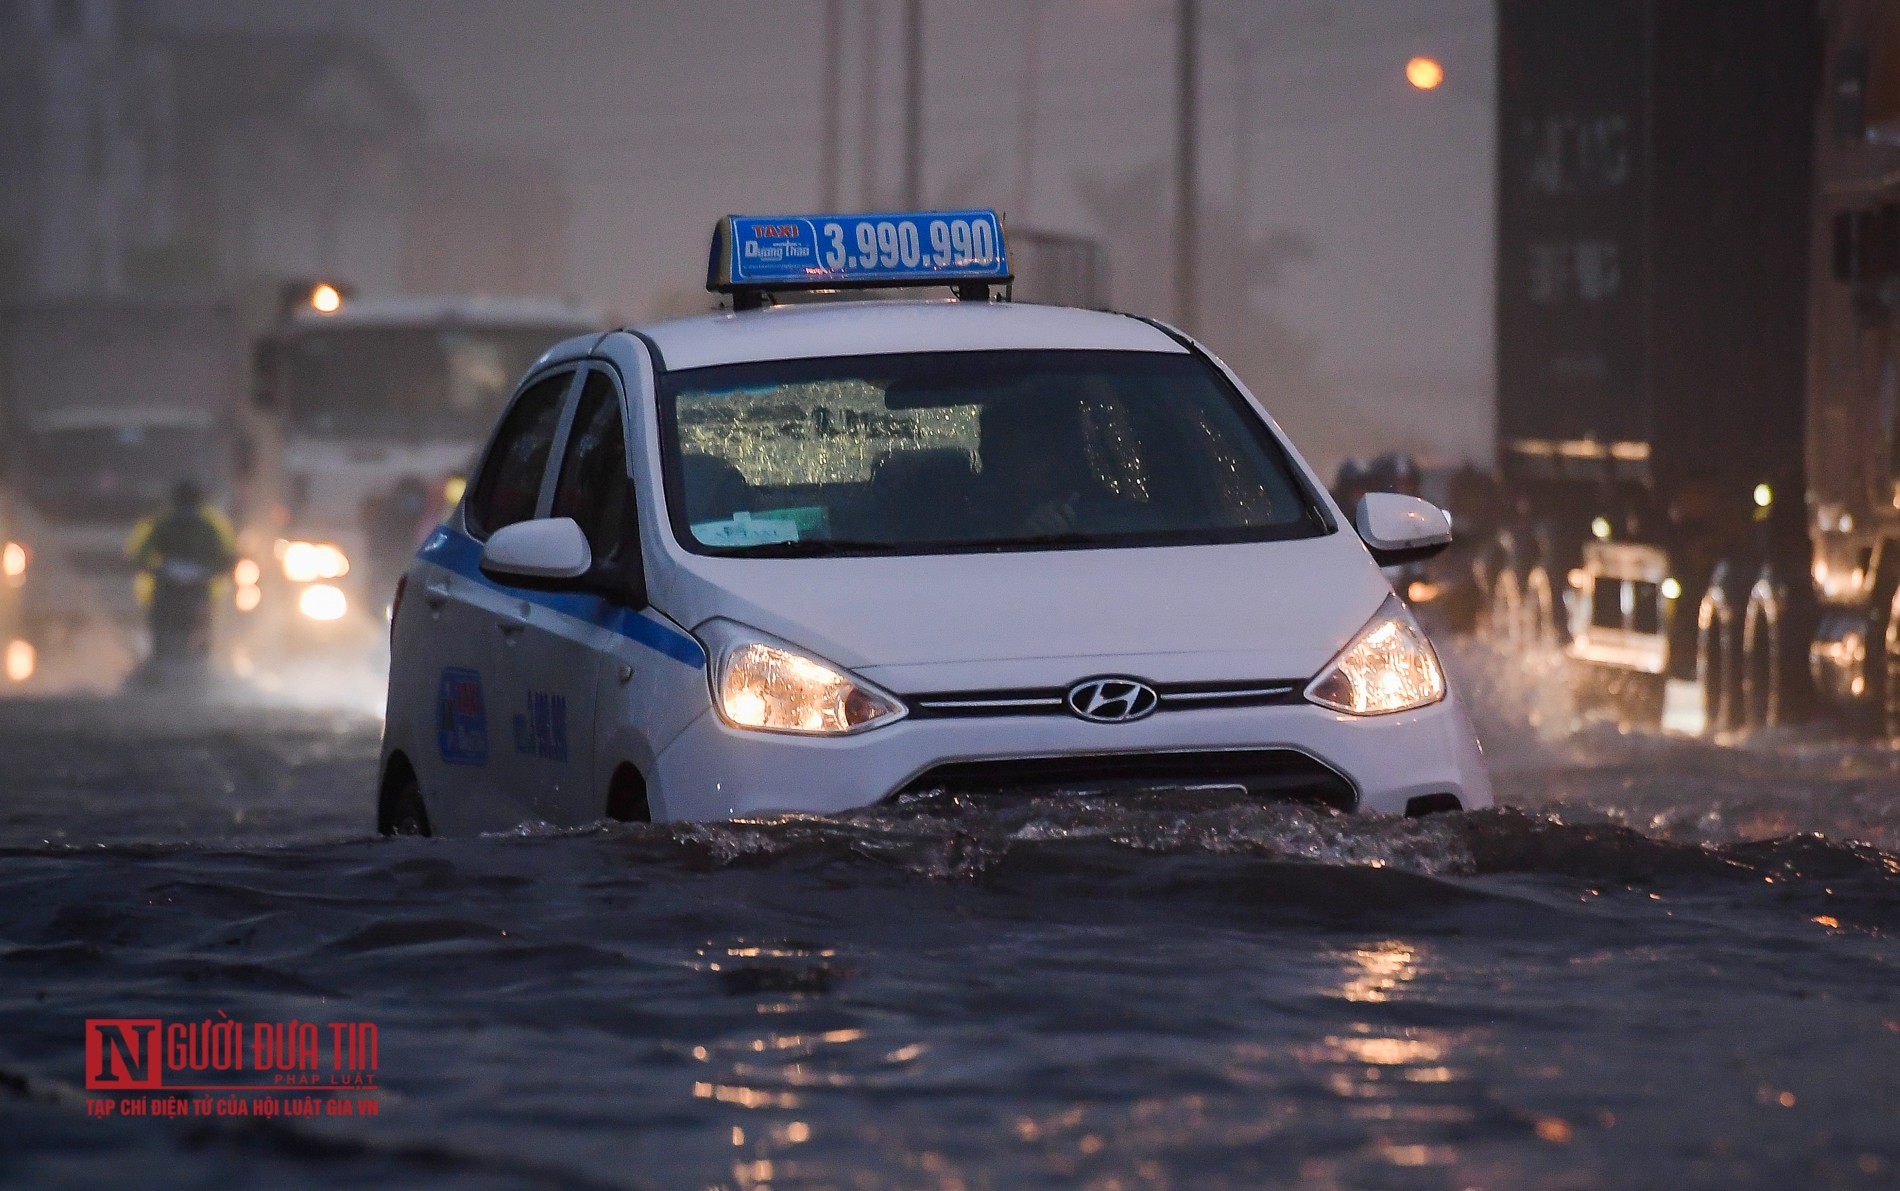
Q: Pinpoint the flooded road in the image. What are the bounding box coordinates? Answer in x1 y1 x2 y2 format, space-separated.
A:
2 646 1899 1189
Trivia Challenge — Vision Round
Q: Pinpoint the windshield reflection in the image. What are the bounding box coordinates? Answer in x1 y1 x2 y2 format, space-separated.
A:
661 350 1327 557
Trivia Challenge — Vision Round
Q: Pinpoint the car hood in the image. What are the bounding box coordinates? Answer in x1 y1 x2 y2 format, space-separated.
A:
658 532 1392 693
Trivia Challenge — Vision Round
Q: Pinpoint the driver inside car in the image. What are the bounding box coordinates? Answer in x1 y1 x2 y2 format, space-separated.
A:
974 393 1153 539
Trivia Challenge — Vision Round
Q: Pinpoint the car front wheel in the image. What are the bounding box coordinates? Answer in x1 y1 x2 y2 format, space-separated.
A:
380 770 432 837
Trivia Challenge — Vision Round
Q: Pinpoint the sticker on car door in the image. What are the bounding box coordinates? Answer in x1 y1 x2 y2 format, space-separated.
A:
512 690 569 763
436 668 489 766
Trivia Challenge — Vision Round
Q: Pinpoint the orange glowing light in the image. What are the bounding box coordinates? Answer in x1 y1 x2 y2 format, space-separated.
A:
1405 57 1444 90
1534 1117 1574 1144
5 639 35 683
310 283 343 314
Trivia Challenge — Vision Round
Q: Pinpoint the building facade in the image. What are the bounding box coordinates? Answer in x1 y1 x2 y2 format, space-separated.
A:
0 0 571 302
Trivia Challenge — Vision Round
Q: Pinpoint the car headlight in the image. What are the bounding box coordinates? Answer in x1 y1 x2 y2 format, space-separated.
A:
1305 593 1446 716
278 540 350 583
699 620 905 735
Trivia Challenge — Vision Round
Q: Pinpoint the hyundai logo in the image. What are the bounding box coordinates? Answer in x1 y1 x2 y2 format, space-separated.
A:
1065 677 1160 723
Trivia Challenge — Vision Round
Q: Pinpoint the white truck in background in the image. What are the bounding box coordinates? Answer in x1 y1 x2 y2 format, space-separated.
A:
237 289 599 672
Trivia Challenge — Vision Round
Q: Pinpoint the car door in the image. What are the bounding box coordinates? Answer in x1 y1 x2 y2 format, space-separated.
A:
492 365 633 824
406 366 579 832
596 346 709 824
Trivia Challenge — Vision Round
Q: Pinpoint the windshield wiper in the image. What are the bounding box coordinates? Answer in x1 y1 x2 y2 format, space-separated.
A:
973 531 1127 550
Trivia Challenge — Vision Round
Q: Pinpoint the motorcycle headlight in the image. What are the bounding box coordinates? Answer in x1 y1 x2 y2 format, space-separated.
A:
1305 594 1446 716
700 620 905 735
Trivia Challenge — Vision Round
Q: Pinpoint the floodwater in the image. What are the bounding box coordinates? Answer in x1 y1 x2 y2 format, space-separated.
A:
2 644 1898 1190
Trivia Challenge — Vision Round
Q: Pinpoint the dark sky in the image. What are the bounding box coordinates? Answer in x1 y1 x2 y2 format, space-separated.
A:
144 0 1494 471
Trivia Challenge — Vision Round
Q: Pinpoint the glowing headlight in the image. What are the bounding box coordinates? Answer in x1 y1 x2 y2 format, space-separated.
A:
298 584 348 621
4 639 34 683
280 541 349 583
709 632 905 735
1306 594 1446 716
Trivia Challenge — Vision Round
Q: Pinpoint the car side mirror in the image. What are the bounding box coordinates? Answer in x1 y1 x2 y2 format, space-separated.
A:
1354 493 1452 566
480 517 592 582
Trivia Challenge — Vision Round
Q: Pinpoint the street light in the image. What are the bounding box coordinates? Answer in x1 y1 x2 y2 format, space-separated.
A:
1405 56 1444 91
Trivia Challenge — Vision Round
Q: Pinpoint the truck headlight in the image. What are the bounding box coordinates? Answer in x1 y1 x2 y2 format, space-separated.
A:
700 620 905 735
298 584 348 621
1305 594 1446 716
279 540 350 583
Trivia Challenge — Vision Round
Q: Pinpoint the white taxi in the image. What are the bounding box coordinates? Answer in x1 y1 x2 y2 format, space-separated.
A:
378 210 1490 834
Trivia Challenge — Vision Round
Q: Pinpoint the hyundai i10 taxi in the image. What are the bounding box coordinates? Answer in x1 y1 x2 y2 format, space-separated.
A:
377 209 1491 834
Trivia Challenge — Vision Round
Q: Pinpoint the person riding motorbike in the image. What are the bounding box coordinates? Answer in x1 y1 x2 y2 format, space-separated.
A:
127 479 237 663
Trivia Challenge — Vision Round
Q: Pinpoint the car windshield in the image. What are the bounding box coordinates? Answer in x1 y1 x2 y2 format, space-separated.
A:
657 349 1327 557
284 325 591 441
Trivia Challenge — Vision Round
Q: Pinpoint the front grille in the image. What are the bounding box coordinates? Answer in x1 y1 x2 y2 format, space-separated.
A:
909 679 1305 719
890 749 1357 811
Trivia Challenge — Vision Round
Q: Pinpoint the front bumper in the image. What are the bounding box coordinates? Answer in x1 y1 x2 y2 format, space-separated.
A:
649 692 1492 821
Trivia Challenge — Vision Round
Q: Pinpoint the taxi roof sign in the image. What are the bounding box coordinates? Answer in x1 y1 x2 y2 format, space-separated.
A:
708 210 1012 308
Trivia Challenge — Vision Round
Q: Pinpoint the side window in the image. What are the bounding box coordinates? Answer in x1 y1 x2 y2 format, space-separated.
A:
469 371 571 538
552 370 632 562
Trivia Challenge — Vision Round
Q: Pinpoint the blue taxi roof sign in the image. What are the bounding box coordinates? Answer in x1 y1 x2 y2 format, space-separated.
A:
707 210 1012 306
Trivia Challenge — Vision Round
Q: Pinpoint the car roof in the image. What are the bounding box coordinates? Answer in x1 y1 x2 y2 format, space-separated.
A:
633 300 1186 372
